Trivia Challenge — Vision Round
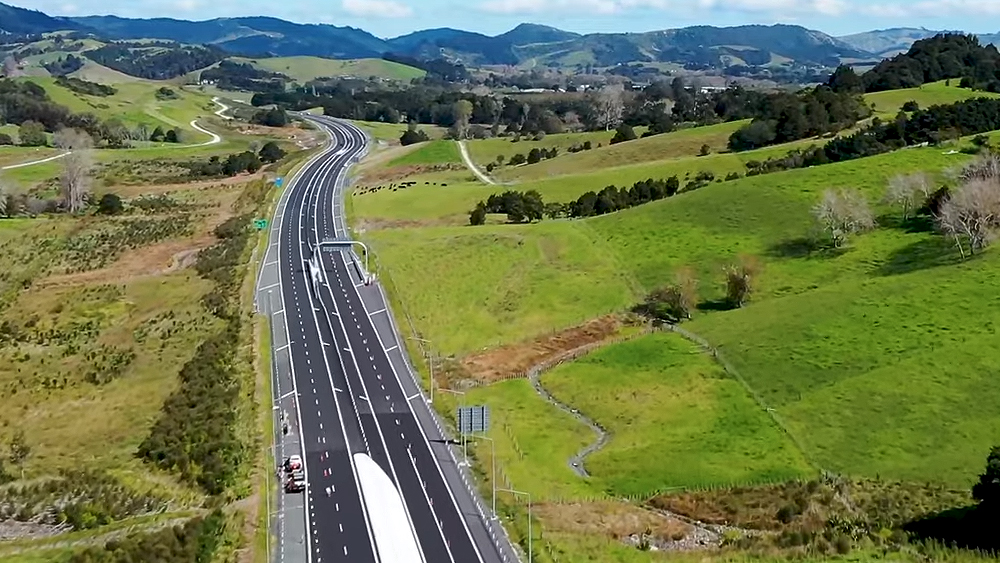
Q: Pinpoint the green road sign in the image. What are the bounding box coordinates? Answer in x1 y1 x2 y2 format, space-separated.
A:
254 219 268 230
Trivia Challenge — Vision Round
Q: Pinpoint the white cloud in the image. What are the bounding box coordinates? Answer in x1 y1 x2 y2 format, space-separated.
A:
341 0 413 18
175 0 200 11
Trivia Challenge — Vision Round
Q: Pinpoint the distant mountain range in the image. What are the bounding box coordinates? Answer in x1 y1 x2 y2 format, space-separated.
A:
837 27 1000 57
1 1 999 72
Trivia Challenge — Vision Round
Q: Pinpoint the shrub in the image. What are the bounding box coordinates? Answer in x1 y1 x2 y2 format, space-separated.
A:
400 123 429 146
610 123 637 144
0 133 13 145
469 203 486 225
97 193 123 215
258 141 286 163
902 100 920 112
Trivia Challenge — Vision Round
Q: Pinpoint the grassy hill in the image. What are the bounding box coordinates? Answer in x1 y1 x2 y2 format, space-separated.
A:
864 80 1000 116
234 56 425 83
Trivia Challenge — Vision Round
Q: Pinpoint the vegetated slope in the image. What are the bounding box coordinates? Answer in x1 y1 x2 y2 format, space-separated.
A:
864 80 1000 116
83 42 227 80
390 23 872 68
0 2 81 34
69 14 390 59
542 331 813 495
361 133 1000 488
237 56 425 83
21 75 213 130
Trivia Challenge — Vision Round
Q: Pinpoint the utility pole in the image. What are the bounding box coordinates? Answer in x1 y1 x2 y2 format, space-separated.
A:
439 387 467 465
497 488 531 563
408 336 434 403
476 435 497 519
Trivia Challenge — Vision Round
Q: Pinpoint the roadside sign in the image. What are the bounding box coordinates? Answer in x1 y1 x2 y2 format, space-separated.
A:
275 177 284 188
456 405 490 435
254 219 268 230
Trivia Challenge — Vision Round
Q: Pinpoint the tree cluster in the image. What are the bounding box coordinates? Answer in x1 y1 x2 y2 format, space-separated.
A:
469 175 689 225
55 76 117 97
636 256 761 323
201 60 288 93
137 209 256 494
68 509 227 563
250 107 289 128
728 86 871 151
493 146 559 171
84 44 226 80
743 96 1000 177
42 54 84 76
861 34 1000 92
565 176 682 218
182 151 262 178
399 122 430 146
381 53 469 82
470 190 545 224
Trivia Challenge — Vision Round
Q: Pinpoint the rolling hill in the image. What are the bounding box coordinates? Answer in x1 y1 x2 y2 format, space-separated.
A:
5 2 876 71
0 2 81 34
4 0 1000 77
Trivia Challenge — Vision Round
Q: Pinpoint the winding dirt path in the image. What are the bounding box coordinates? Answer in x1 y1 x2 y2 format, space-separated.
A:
457 140 495 185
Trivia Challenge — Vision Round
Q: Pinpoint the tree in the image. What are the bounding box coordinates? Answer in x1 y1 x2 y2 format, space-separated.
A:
973 446 1000 512
251 108 288 128
450 100 474 140
150 126 165 142
594 84 625 131
0 174 8 218
827 65 864 94
958 152 1000 183
18 121 47 147
8 429 29 479
883 172 930 220
469 203 487 226
640 267 698 322
97 193 123 215
400 121 429 146
610 123 637 145
0 133 13 146
165 128 180 143
724 256 760 308
813 188 876 247
938 178 1000 258
258 141 286 163
54 128 94 213
901 100 920 112
699 144 711 156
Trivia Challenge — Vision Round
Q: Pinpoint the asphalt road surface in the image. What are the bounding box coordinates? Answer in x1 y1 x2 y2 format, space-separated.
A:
258 115 518 563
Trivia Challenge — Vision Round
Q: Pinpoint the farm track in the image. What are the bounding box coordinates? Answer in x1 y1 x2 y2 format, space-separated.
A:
457 140 495 185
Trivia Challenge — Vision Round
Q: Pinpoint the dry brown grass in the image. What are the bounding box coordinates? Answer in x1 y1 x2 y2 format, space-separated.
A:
38 185 242 288
459 315 624 383
536 500 691 541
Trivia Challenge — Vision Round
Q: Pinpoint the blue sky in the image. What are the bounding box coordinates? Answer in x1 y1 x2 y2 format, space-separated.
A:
10 0 1000 38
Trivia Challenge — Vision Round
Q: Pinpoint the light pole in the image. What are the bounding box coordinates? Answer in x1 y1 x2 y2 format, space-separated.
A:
408 336 434 403
497 487 531 563
438 387 467 465
474 435 497 519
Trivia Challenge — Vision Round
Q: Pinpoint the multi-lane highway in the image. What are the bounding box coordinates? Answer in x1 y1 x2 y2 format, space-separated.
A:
257 115 517 563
